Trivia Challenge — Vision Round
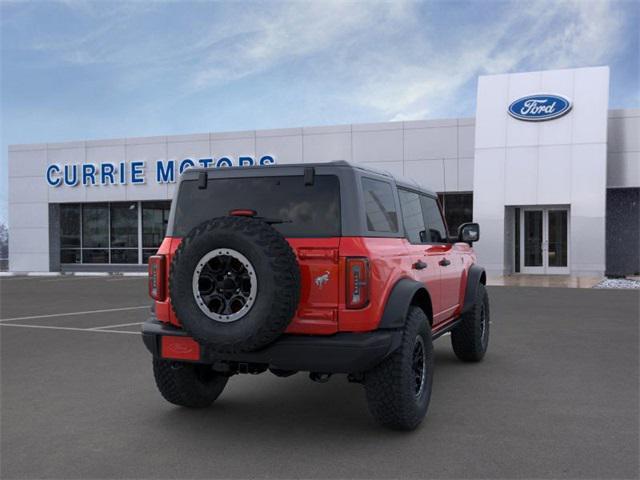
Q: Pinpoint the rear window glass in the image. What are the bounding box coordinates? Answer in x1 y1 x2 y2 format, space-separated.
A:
172 175 340 237
361 177 398 233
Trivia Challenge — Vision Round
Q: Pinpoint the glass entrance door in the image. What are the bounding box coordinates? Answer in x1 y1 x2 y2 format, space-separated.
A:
519 208 569 274
522 210 545 273
547 210 569 272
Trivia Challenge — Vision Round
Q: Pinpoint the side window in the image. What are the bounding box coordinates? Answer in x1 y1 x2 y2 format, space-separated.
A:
361 178 398 233
398 189 426 244
420 195 448 243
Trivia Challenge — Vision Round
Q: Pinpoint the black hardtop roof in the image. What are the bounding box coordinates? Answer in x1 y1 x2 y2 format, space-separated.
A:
184 160 437 197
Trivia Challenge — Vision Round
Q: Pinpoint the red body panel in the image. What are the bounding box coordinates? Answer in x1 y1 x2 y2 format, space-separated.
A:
152 235 475 335
161 336 200 361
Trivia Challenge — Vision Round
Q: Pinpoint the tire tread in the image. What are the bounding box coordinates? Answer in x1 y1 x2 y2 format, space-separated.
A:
451 283 489 362
153 359 228 408
365 306 433 430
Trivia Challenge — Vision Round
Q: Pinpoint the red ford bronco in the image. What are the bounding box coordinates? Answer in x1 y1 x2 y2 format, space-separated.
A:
143 161 489 430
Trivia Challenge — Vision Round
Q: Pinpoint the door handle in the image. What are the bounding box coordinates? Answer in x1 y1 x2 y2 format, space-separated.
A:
439 258 451 267
413 260 427 270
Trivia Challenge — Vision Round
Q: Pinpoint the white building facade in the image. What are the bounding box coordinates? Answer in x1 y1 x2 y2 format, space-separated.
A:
7 66 640 277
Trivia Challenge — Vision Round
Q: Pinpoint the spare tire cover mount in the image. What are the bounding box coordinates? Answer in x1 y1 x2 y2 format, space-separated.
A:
169 216 300 353
192 248 258 323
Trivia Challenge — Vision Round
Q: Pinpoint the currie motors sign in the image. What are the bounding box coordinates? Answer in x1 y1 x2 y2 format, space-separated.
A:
45 155 276 187
508 94 572 121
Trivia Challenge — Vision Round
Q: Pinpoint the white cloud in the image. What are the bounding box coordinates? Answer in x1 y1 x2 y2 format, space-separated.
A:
350 0 626 121
189 1 415 91
9 0 629 121
22 0 416 94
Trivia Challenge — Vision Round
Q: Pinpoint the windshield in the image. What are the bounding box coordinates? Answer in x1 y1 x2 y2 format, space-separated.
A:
172 175 341 237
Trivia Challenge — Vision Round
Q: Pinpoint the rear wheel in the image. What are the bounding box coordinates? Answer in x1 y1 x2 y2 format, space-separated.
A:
364 306 433 430
153 359 228 408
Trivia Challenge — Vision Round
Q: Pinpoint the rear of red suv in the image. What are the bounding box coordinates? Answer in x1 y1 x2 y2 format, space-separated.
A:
142 161 489 430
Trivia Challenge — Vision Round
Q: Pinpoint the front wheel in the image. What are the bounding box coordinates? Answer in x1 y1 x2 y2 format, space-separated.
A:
364 306 434 430
153 359 228 408
451 283 490 362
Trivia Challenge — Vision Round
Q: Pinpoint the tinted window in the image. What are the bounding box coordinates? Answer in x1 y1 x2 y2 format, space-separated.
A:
111 249 139 264
142 201 170 248
60 204 80 248
437 192 473 235
361 178 398 233
83 249 109 264
420 196 448 243
82 204 109 248
142 201 171 263
399 189 426 244
173 175 340 237
110 203 138 248
60 249 81 263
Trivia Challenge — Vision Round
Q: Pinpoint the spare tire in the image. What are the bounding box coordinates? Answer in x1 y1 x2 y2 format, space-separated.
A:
169 216 300 353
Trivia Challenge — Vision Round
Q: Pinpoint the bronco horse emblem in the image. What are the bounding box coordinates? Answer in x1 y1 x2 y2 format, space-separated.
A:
314 271 330 289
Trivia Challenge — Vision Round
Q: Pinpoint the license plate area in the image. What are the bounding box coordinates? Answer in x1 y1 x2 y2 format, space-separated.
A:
161 336 201 361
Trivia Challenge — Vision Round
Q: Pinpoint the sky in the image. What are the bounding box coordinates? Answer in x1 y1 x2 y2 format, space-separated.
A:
1 0 638 225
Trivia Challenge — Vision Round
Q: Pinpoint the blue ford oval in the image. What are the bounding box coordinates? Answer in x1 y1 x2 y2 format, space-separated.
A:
508 94 572 121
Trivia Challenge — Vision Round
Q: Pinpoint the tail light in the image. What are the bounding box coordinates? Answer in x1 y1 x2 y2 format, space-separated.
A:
346 257 369 309
229 209 257 217
148 255 166 301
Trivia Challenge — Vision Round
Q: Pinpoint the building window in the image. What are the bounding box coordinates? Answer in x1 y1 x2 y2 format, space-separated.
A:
59 200 170 265
361 177 398 233
110 203 138 264
437 192 473 236
142 201 171 263
81 203 109 263
60 204 81 263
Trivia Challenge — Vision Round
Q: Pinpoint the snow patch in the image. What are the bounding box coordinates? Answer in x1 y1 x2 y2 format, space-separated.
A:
593 278 640 289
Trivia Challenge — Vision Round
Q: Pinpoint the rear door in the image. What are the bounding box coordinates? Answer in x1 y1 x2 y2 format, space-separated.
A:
398 189 444 323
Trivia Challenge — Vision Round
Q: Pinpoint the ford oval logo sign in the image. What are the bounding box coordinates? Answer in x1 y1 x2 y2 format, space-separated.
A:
508 94 572 121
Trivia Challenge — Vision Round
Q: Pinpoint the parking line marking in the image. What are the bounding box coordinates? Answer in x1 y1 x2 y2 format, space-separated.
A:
0 306 149 323
0 276 43 282
105 277 147 282
42 276 119 283
41 277 97 282
89 321 144 330
0 323 140 334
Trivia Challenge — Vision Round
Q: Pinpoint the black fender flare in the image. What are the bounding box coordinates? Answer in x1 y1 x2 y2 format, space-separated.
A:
378 278 433 330
461 264 486 314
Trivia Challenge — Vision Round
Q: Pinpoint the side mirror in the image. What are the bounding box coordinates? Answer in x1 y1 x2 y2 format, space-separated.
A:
458 222 480 244
419 230 427 243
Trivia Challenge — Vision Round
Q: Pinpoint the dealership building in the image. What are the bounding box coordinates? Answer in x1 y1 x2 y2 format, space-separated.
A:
7 66 639 277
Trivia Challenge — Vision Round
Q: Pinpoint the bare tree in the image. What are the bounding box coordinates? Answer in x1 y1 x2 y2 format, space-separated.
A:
0 222 8 260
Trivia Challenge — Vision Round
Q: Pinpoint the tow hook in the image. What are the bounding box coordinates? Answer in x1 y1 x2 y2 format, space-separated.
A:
309 372 331 383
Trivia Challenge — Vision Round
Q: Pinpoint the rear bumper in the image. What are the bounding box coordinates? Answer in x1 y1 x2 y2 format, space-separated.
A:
141 318 402 374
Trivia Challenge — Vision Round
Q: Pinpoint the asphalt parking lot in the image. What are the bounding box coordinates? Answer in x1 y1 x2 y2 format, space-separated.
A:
1 277 638 479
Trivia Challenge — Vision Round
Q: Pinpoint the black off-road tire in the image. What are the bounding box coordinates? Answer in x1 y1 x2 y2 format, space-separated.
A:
153 359 228 408
364 306 434 430
169 216 300 353
451 283 490 362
